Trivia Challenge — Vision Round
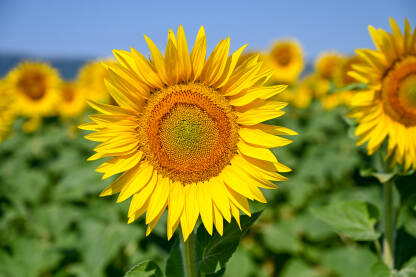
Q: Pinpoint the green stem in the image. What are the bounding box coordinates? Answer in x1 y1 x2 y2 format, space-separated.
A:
181 231 198 277
383 180 395 269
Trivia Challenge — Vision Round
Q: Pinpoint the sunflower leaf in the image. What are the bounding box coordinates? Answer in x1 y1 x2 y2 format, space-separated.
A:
311 201 380 241
197 211 262 274
124 260 163 277
165 240 183 277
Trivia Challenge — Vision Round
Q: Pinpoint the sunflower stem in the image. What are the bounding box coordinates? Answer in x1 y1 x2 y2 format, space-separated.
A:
383 179 395 269
181 231 198 277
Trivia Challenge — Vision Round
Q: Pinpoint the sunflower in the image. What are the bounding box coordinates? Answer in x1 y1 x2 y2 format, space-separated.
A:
5 61 60 118
350 18 416 170
58 82 87 118
0 81 16 142
81 26 296 241
266 40 304 84
322 56 363 110
78 60 115 103
315 52 344 80
291 74 315 109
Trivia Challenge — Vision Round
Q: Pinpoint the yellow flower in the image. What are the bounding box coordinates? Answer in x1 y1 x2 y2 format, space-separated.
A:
322 55 364 110
81 26 296 241
0 81 16 142
350 18 416 170
315 52 344 80
58 82 87 118
78 60 115 103
5 61 60 118
334 55 363 89
266 40 304 84
291 75 314 109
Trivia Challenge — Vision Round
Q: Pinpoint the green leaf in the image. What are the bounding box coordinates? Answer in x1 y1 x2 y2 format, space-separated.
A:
225 248 256 277
334 83 367 92
165 240 183 277
262 220 303 254
371 257 416 277
197 212 261 274
125 260 163 277
322 246 378 277
371 262 391 277
398 257 416 276
311 201 380 241
281 259 320 277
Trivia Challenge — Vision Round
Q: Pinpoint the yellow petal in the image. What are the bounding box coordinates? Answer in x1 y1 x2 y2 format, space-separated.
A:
229 85 287 107
145 176 170 223
230 202 241 229
239 127 292 148
213 205 224 235
197 182 213 235
117 162 153 202
221 166 254 200
177 25 192 82
215 44 248 88
237 140 278 163
191 26 207 81
128 172 158 217
144 35 169 84
101 151 143 179
167 181 185 239
208 178 231 222
99 164 143 197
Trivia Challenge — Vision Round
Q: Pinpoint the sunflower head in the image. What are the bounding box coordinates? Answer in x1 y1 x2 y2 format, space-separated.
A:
81 26 296 240
350 18 416 170
334 55 364 88
266 40 304 84
0 81 16 142
315 52 344 80
78 60 115 103
58 82 87 118
5 61 60 118
291 74 315 109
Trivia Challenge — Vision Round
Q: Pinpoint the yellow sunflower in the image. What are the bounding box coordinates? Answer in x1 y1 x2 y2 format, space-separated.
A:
58 82 87 118
322 56 363 110
315 52 344 80
0 81 16 142
313 52 343 98
5 61 60 118
266 40 304 84
78 60 115 103
350 18 416 170
81 26 296 241
291 74 315 109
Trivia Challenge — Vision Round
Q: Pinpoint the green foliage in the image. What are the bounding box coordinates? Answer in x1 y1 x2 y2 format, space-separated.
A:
164 213 262 276
197 212 261 274
125 261 163 277
311 201 380 241
1 101 416 277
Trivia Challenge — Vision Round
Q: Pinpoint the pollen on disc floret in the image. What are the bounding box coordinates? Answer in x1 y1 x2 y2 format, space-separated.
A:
138 82 239 184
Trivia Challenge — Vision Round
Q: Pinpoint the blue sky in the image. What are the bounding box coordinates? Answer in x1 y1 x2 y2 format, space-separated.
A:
0 0 415 60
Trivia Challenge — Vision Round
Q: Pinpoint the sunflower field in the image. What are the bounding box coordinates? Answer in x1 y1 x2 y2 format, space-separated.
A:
1 9 416 277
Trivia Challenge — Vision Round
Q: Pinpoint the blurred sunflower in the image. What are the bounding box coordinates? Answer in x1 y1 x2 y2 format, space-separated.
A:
315 52 344 80
5 61 60 118
78 60 115 103
350 18 416 170
291 74 314 109
0 81 16 142
81 26 296 240
322 56 364 110
314 52 343 97
267 40 304 84
58 82 87 118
